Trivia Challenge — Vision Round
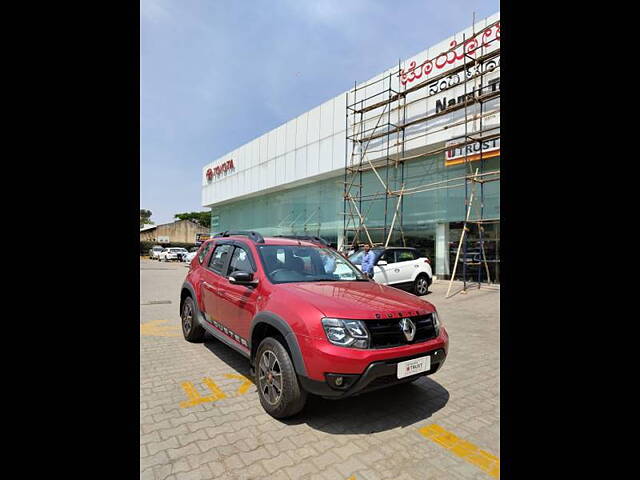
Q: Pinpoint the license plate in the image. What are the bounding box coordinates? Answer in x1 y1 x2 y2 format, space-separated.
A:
397 356 430 379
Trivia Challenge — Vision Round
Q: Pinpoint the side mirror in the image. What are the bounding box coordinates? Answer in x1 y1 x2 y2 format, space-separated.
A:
377 260 388 266
229 271 258 285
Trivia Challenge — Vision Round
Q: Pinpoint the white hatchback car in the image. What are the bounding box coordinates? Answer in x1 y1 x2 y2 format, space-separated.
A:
349 247 433 295
159 247 188 262
149 245 164 260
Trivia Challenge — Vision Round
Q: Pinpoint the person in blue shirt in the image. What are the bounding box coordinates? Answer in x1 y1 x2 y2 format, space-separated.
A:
361 244 376 279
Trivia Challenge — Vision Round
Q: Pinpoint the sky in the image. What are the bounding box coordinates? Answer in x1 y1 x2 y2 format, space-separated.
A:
140 0 499 225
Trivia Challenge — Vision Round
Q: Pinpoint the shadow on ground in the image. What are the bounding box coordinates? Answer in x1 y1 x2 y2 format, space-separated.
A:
203 333 449 435
203 334 252 377
285 378 449 434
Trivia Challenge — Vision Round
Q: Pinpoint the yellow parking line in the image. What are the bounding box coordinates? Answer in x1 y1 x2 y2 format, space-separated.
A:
179 378 228 408
223 373 254 395
418 424 499 478
140 320 181 337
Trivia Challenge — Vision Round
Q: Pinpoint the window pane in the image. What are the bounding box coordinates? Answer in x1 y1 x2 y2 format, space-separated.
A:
229 247 254 274
198 243 212 264
209 244 232 274
397 250 415 262
380 250 396 264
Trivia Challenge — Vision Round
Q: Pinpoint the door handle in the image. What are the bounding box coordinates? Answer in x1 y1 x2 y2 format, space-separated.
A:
394 268 400 273
202 281 214 290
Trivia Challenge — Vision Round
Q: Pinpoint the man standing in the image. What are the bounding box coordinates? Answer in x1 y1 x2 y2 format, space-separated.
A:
361 244 376 280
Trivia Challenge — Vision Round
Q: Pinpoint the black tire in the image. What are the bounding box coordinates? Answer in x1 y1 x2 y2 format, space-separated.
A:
413 274 430 296
255 337 307 419
181 296 205 342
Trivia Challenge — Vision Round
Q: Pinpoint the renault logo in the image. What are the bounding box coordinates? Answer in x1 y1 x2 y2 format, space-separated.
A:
400 318 416 341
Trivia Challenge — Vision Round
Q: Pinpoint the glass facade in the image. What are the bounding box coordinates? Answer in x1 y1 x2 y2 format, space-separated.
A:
211 175 344 243
210 152 499 279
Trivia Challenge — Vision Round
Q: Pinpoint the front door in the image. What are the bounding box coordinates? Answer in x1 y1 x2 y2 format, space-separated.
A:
201 243 233 324
373 250 394 284
216 244 260 343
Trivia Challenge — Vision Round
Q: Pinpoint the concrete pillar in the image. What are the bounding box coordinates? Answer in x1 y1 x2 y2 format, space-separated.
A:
435 223 450 279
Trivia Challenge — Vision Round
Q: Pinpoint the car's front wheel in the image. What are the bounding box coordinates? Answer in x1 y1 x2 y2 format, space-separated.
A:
181 296 205 342
413 274 430 296
255 337 307 419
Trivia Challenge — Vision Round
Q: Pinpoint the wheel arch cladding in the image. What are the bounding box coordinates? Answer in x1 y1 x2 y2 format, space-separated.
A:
250 312 307 377
413 270 430 283
180 281 197 315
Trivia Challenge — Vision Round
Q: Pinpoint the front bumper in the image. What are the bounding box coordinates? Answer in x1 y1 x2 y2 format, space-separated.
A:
298 347 447 399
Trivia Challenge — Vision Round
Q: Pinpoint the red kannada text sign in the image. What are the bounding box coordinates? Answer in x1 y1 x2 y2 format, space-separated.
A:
399 21 500 86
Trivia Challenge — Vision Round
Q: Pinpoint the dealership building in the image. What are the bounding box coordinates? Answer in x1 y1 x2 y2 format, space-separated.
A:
202 12 500 281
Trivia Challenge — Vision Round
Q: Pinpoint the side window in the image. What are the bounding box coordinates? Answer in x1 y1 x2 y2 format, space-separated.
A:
381 250 396 264
208 244 233 275
198 242 213 264
396 250 416 262
228 246 255 275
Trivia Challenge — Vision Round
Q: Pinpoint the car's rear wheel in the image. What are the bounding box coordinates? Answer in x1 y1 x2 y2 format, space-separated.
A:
181 296 205 342
255 337 307 419
413 274 430 296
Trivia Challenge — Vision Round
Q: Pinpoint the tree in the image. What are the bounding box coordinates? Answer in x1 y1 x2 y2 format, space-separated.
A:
174 211 211 229
140 209 154 227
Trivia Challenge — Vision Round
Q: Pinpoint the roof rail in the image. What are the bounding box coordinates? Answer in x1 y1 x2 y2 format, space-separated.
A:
213 230 265 243
273 235 330 247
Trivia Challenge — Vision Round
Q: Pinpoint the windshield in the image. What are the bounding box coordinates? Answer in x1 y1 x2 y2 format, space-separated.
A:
257 245 367 283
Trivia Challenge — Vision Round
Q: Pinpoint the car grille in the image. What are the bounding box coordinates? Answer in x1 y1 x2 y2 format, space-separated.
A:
366 314 437 349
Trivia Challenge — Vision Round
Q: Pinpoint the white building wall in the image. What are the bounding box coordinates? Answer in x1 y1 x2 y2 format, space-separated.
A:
202 12 499 208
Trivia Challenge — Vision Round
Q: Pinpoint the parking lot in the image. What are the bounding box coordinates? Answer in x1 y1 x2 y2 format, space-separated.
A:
140 259 499 480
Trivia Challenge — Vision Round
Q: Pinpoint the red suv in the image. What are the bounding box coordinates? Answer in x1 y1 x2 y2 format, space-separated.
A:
180 231 449 418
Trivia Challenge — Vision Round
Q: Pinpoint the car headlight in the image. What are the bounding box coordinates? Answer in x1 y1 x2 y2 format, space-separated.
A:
321 318 369 349
432 310 441 337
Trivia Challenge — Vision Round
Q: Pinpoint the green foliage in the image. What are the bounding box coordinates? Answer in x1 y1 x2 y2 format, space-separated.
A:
174 211 211 229
140 209 153 227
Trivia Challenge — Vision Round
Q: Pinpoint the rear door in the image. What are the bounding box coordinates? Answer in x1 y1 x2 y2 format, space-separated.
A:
389 249 419 285
216 243 260 343
200 243 233 324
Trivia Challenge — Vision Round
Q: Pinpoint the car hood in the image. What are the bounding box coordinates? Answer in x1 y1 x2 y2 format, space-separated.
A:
276 281 434 319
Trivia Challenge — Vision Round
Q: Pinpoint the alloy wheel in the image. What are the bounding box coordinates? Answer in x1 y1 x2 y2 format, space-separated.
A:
258 350 282 406
181 302 192 334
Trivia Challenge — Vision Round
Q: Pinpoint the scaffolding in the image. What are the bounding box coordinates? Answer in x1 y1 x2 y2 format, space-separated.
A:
342 16 500 296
